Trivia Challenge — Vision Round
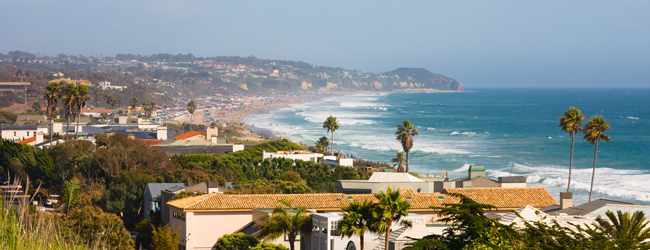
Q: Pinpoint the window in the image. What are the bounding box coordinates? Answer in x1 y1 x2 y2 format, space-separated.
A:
330 220 341 236
14 132 16 136
172 211 186 221
27 132 29 136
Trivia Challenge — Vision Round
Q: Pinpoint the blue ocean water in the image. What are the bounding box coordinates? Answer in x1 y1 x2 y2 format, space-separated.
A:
245 88 650 205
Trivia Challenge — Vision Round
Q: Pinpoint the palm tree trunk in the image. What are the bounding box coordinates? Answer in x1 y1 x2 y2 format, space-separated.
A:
75 108 81 139
65 112 71 139
567 131 575 192
50 118 53 147
384 226 390 250
190 114 193 131
360 234 364 250
405 150 410 173
331 131 334 154
589 140 599 202
289 237 295 250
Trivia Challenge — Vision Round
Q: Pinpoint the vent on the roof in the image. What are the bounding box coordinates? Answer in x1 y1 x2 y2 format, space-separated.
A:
467 190 472 194
438 196 444 200
406 196 412 200
347 196 353 200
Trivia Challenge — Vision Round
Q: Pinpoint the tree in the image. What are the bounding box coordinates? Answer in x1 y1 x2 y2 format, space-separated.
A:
105 93 113 107
374 187 412 250
64 206 134 250
147 101 156 118
215 232 260 250
251 243 289 250
151 224 180 250
322 116 339 153
94 87 102 105
396 120 419 173
339 200 377 250
316 136 329 154
392 151 405 173
130 96 139 109
44 82 62 147
592 210 650 249
31 101 41 113
583 115 610 202
259 199 312 250
75 85 91 139
187 100 197 131
558 107 585 192
62 83 77 139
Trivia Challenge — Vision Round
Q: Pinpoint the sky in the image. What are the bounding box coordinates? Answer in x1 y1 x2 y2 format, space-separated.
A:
1 0 649 88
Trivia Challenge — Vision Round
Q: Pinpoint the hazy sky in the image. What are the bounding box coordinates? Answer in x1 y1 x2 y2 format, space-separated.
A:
1 0 649 88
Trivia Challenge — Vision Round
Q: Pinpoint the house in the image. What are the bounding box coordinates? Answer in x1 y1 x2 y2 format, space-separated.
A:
166 187 558 250
49 78 94 87
160 181 221 225
98 81 126 91
13 115 48 125
143 183 184 220
263 150 324 162
153 127 245 155
337 165 527 194
1 125 49 141
16 132 46 146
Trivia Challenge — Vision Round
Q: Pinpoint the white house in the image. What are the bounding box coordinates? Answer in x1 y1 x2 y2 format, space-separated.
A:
1 125 49 141
98 81 127 91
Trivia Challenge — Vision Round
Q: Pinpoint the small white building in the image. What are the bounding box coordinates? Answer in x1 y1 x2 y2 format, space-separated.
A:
98 81 127 91
1 125 49 141
263 150 324 162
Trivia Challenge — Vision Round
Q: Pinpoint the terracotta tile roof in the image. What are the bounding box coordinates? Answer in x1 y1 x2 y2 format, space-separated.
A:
16 136 47 144
443 187 559 208
140 139 165 145
173 131 205 140
168 188 557 212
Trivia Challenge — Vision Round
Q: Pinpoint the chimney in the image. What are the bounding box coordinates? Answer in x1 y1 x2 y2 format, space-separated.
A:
560 192 573 210
36 132 43 144
157 127 167 140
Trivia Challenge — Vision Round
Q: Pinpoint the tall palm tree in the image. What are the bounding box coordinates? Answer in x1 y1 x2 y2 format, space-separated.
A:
594 210 650 249
322 116 339 154
583 115 610 202
339 200 376 250
259 199 312 250
392 152 405 173
374 187 412 250
396 120 419 173
74 85 91 139
62 83 77 139
317 136 330 153
148 101 156 118
129 96 139 110
43 82 62 147
559 107 585 192
187 100 197 131
93 88 102 105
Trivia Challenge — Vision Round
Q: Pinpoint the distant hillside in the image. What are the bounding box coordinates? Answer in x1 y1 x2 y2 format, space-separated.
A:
382 68 463 91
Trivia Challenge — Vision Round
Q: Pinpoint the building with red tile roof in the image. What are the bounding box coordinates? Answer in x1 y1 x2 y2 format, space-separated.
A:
167 187 557 250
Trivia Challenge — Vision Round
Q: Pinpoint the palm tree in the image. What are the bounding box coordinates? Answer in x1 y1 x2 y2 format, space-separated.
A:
317 136 330 153
374 187 412 250
62 83 77 139
583 115 610 202
74 85 91 139
339 200 376 250
187 100 197 131
104 93 113 107
259 199 312 250
93 88 102 105
129 96 139 110
395 120 419 173
322 116 339 153
43 82 62 147
594 210 650 249
559 107 585 192
392 152 405 173
148 101 156 118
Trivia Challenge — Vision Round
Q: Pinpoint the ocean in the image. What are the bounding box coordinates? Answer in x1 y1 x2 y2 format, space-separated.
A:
244 88 650 205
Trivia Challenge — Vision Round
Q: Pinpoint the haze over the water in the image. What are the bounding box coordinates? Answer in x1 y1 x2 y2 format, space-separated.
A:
1 0 649 88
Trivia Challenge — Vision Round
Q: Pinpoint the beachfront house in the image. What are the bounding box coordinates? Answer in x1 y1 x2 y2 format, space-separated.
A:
165 187 558 250
263 151 354 168
337 165 527 194
1 125 49 141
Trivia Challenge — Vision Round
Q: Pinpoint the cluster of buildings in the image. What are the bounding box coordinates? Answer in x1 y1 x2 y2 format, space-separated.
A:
136 161 650 250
